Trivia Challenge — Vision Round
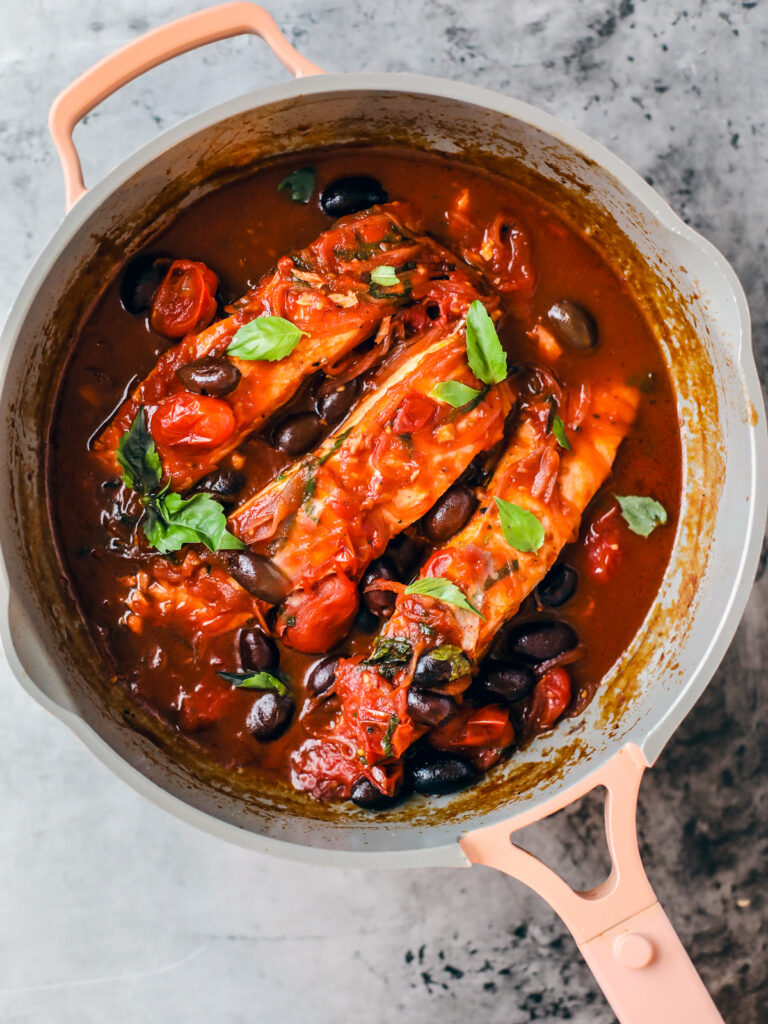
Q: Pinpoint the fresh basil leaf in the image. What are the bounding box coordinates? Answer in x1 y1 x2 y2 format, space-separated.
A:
145 491 244 554
217 670 288 695
381 713 399 757
364 637 413 679
370 265 400 287
116 408 161 495
227 316 306 362
495 497 545 553
404 577 485 619
277 167 315 203
428 644 471 681
465 300 507 386
551 415 573 452
615 495 667 537
430 380 483 408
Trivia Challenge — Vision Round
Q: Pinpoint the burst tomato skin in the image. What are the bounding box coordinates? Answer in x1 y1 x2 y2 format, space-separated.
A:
149 259 218 339
532 668 572 731
152 392 236 451
428 704 516 752
278 573 360 654
393 392 438 433
584 505 622 581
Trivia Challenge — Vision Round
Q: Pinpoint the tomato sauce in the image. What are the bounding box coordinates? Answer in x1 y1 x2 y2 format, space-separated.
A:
48 147 682 801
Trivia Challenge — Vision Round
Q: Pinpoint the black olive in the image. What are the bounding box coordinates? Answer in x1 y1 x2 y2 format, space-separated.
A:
193 468 245 507
315 377 360 423
307 656 338 697
547 300 599 351
536 563 579 608
239 627 278 672
412 651 453 689
478 663 537 703
409 754 476 796
350 776 401 811
506 620 579 663
119 255 171 315
246 692 293 740
319 175 388 218
406 687 456 726
355 606 379 633
361 558 397 618
176 356 241 396
385 533 423 580
274 413 325 456
422 485 476 544
228 551 290 604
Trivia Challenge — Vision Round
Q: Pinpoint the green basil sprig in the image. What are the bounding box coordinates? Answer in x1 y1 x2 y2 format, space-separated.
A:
370 265 400 286
495 497 545 553
364 637 413 679
404 576 485 619
217 670 289 695
615 495 668 537
117 409 243 554
227 316 307 362
430 380 483 408
465 300 507 386
277 167 315 203
551 415 573 452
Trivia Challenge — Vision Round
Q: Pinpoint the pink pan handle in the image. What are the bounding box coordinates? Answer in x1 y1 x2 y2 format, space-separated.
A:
49 2 323 211
460 744 724 1023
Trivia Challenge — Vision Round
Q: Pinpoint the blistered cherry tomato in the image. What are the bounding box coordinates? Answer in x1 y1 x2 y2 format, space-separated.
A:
428 704 515 752
584 505 622 581
152 392 235 451
149 259 218 338
531 668 572 731
279 573 359 654
393 392 438 433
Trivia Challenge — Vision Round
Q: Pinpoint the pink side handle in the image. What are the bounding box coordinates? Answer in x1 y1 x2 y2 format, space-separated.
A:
460 744 724 1024
49 2 324 210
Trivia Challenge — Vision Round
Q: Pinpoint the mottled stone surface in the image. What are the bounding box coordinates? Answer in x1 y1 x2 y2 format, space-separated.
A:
0 2 766 1022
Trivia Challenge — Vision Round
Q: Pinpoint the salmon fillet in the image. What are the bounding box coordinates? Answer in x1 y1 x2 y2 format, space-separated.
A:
95 203 490 491
292 378 640 798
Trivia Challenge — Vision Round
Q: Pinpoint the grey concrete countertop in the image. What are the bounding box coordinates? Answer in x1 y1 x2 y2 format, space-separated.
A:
1 2 766 1021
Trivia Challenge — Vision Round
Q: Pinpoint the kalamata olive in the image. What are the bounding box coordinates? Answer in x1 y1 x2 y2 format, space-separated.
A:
239 626 278 672
479 663 537 703
246 692 293 740
361 558 397 618
315 376 360 423
406 687 457 727
307 656 338 697
119 255 171 315
412 651 453 689
506 620 579 663
319 175 388 218
350 776 401 811
274 413 325 455
176 356 241 396
547 300 599 351
228 551 290 604
422 485 477 544
355 606 379 633
536 563 579 608
385 533 422 579
193 468 245 507
410 754 476 796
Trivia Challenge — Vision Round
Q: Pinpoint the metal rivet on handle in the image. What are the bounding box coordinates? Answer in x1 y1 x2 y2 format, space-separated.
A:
613 932 655 969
